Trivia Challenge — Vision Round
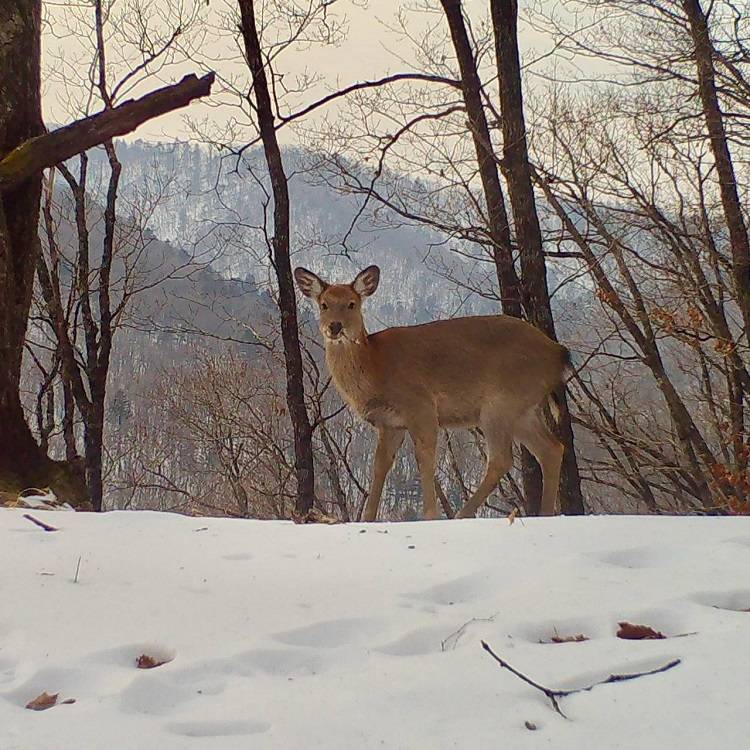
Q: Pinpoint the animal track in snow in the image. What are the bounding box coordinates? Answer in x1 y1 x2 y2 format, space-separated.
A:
375 626 450 657
231 648 330 677
594 546 668 569
273 617 378 649
89 643 176 669
2 666 93 708
119 674 194 715
692 589 750 612
0 655 17 686
167 719 270 738
723 536 750 549
517 616 605 644
408 573 489 606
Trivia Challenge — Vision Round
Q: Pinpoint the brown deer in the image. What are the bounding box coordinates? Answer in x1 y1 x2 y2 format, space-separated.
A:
294 265 571 521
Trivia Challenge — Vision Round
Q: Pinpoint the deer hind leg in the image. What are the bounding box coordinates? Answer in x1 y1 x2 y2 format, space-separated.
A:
408 414 440 520
517 407 563 516
363 426 406 522
455 421 513 519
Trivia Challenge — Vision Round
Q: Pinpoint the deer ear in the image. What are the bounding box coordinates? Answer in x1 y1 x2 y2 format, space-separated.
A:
294 267 327 299
352 265 380 298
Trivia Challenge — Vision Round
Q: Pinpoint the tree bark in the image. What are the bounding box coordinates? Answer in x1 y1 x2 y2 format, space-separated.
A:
439 0 544 514
489 0 584 515
682 0 750 337
237 0 316 515
0 0 58 491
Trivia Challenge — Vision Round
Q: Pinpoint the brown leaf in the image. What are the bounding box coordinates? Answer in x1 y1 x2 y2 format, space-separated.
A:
548 633 589 644
25 691 59 711
507 508 518 525
136 654 168 669
617 622 666 640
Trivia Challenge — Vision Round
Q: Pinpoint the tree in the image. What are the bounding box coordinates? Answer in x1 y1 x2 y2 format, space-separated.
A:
488 0 584 515
0 0 213 502
236 0 316 515
681 0 750 335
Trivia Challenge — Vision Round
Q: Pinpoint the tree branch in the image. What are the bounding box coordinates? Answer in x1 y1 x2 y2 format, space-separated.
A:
0 72 214 191
481 640 681 718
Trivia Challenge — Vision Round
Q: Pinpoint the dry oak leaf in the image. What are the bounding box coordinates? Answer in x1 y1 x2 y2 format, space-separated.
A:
25 691 76 711
136 654 168 669
617 622 665 640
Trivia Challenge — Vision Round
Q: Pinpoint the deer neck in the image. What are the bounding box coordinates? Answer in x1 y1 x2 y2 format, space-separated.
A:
325 328 376 411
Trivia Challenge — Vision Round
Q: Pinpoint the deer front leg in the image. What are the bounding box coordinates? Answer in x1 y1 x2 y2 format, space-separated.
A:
409 415 440 521
363 426 405 522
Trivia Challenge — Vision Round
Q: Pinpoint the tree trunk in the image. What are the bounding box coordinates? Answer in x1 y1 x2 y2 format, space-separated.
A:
489 0 585 515
439 0 544 514
237 0 316 515
682 0 750 337
0 0 75 496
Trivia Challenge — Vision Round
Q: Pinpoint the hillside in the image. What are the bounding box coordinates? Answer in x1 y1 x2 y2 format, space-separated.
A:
1 510 748 748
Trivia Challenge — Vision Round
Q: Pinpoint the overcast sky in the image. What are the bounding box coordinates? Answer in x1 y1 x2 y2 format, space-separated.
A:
40 0 564 144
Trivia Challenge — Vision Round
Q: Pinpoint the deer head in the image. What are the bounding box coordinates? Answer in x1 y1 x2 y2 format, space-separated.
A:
293 265 380 345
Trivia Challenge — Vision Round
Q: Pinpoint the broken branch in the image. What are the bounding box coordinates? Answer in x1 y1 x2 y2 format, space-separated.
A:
22 514 58 532
481 640 681 718
0 72 214 192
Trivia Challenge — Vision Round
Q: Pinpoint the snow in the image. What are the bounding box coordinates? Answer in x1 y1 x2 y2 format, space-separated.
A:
1 510 749 749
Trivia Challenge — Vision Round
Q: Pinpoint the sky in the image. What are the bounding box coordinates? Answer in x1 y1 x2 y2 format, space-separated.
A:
40 0 561 145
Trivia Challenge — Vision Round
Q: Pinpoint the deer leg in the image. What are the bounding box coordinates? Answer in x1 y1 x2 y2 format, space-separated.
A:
456 421 512 519
363 426 405 522
409 416 440 520
517 408 563 516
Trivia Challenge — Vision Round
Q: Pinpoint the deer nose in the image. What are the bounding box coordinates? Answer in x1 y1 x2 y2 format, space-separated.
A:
329 321 343 336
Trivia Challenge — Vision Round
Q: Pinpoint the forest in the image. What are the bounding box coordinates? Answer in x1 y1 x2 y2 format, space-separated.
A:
2 0 748 521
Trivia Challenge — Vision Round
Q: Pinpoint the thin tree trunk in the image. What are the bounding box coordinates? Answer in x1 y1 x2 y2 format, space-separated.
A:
489 0 584 515
237 0 316 515
439 0 545 513
682 0 750 336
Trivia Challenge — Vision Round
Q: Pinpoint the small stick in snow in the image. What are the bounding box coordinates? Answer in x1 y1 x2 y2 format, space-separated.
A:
22 514 58 532
481 640 681 718
74 556 82 583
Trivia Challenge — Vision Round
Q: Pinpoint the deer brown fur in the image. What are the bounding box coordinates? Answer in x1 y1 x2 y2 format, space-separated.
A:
294 265 570 520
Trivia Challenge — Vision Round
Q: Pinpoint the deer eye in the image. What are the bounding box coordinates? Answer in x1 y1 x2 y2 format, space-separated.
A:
348 302 355 309
321 302 328 310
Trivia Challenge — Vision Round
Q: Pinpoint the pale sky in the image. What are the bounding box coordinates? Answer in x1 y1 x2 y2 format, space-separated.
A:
41 0 563 145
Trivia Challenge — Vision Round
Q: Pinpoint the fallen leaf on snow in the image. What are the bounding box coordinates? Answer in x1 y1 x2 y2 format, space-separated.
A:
617 622 665 640
25 692 74 710
136 654 169 669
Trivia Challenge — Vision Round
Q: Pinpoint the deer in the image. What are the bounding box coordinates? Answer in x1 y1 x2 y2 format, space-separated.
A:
294 265 572 521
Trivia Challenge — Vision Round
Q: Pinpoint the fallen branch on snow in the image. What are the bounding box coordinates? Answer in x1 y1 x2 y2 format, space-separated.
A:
22 514 58 532
481 640 681 718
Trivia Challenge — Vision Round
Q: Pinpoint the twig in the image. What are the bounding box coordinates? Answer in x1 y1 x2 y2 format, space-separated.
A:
441 614 498 652
481 641 681 718
74 556 82 584
22 514 58 532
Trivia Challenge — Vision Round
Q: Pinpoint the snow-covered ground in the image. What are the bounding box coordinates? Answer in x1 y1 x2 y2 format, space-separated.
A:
2 510 749 749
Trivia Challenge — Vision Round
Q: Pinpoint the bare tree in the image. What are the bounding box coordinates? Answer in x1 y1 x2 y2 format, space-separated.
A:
235 0 317 514
0 0 212 502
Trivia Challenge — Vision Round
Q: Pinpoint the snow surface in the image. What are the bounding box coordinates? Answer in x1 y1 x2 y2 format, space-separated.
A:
1 510 749 749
